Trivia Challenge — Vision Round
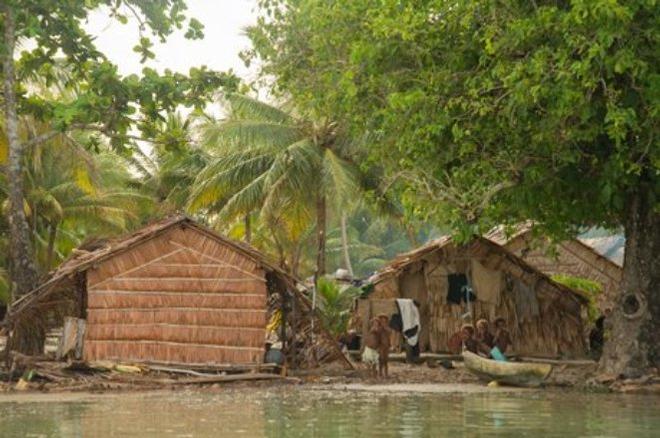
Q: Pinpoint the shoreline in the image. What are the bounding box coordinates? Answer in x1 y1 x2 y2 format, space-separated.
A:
2 358 657 398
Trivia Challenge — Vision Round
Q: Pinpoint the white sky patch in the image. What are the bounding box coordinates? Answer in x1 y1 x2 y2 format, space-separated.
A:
82 1 261 150
85 0 259 80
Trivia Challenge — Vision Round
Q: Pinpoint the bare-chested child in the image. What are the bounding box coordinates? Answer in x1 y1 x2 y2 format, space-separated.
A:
362 317 381 378
377 314 391 378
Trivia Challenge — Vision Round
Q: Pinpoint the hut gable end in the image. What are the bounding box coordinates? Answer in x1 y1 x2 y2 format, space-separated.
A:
82 222 269 365
362 236 588 358
486 226 623 311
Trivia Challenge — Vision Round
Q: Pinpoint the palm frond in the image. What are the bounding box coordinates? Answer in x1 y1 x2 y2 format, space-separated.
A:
225 93 295 125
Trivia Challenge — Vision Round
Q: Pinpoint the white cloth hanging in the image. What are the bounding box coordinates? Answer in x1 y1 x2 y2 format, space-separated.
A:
396 298 420 346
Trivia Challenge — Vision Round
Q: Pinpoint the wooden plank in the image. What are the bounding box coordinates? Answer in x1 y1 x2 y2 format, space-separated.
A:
170 373 285 385
56 317 86 360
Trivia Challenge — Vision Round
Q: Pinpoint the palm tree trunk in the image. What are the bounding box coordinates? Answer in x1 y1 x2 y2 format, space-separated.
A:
404 222 418 247
244 213 251 244
340 213 353 277
3 5 43 356
45 222 58 270
2 5 39 297
315 192 326 279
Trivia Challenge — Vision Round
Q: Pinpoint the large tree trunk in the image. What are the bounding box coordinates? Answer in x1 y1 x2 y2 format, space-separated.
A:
340 213 353 277
599 184 660 378
315 192 327 279
2 5 39 296
3 6 43 356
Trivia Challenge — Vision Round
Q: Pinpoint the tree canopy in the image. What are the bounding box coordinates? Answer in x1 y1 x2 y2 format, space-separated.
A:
248 0 658 236
247 0 659 375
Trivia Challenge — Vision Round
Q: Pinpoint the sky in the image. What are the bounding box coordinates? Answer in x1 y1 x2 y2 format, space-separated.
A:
85 1 259 80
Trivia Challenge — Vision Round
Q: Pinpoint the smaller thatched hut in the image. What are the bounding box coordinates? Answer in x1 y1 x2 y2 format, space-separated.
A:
4 215 346 369
486 225 623 312
358 236 588 358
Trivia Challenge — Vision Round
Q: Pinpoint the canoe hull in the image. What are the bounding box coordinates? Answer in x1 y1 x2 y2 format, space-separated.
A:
463 351 552 387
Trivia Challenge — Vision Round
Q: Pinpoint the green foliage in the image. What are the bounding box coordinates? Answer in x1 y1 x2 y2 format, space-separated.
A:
247 0 659 240
188 94 360 275
552 274 603 323
0 118 149 270
3 0 239 154
315 277 360 337
325 207 434 277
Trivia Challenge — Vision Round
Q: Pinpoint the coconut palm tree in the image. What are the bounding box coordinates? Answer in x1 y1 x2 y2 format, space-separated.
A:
1 118 148 272
128 113 210 214
189 94 359 277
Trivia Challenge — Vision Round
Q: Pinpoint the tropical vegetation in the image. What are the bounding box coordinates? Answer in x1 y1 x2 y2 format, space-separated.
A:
1 0 655 379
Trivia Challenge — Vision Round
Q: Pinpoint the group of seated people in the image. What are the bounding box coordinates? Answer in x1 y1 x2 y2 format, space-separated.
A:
449 317 511 360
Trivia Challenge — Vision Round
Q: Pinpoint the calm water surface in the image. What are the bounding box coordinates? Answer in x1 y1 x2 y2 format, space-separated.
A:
0 388 658 437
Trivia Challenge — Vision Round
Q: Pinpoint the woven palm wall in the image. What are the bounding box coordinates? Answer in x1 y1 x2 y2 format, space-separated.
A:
83 226 267 365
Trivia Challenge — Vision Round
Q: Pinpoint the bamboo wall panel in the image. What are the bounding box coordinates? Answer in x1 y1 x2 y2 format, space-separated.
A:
84 340 262 364
86 324 264 348
88 292 265 310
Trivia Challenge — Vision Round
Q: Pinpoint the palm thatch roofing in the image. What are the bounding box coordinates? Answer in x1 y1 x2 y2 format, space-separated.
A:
369 235 588 304
485 224 624 273
5 215 297 323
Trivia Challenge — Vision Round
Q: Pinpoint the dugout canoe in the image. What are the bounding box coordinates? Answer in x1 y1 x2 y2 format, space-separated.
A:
463 351 552 387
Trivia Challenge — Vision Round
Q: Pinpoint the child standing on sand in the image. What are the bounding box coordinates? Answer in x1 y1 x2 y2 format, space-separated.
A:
362 317 381 378
377 314 391 379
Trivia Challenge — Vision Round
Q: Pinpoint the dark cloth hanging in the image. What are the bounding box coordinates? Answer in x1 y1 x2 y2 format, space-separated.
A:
389 313 403 332
447 273 476 304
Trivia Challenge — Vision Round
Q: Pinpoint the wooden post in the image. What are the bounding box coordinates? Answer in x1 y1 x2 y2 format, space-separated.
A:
290 290 297 367
280 291 288 358
57 317 86 360
75 272 87 319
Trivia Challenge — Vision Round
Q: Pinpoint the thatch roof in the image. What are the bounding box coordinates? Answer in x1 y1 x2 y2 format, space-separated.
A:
369 235 588 304
485 224 624 271
5 215 297 324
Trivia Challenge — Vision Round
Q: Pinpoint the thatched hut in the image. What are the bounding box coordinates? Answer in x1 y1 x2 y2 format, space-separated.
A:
5 216 345 368
358 236 588 358
485 226 623 312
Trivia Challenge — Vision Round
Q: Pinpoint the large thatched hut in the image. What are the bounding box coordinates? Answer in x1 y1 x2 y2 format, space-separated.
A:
485 226 623 312
358 236 588 358
5 216 344 368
